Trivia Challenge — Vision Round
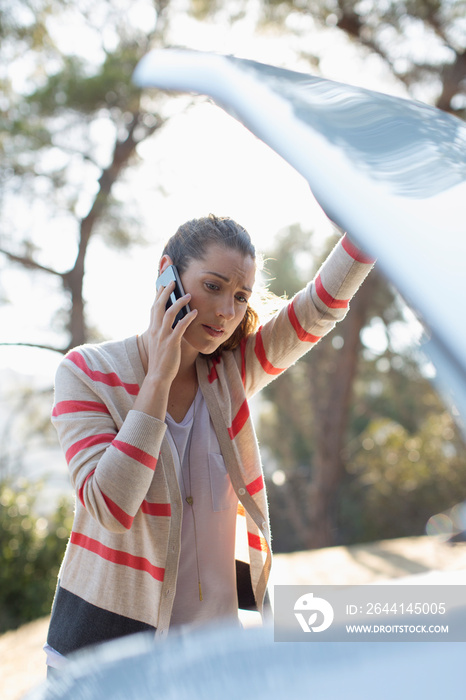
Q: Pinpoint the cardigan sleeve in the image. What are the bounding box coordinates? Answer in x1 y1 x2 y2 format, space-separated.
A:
238 233 375 398
51 348 167 533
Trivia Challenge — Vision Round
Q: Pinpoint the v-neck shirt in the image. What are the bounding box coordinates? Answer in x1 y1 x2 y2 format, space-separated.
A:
165 388 239 630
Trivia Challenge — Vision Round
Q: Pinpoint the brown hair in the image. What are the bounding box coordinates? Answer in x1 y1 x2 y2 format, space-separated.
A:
162 214 260 356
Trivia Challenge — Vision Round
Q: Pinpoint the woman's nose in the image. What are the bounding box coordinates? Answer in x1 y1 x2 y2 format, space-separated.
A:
217 295 235 321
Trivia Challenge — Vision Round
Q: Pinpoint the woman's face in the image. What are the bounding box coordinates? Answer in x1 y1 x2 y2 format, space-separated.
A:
178 243 256 355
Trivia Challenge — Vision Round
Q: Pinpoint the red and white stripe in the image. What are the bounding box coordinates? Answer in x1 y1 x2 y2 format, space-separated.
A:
341 234 376 264
100 494 171 530
67 351 140 396
248 531 268 552
70 532 165 582
228 400 250 440
287 301 322 343
254 328 285 376
53 400 110 417
246 475 264 496
66 434 157 471
315 274 350 310
78 466 170 528
207 356 221 383
66 433 116 464
111 439 157 471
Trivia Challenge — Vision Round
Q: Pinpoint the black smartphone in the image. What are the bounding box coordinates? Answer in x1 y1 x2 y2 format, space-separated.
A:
156 265 191 328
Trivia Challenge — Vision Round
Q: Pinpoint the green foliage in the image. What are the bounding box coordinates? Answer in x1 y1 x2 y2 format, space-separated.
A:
0 479 73 633
27 43 143 117
338 412 466 544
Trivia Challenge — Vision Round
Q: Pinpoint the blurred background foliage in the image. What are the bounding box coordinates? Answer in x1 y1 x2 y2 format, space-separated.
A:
1 0 466 631
0 480 72 634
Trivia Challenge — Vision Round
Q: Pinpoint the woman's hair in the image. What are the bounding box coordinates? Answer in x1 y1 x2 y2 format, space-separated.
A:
162 214 261 355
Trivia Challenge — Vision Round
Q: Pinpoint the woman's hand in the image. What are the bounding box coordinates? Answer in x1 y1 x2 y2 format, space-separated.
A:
133 281 198 420
145 280 198 383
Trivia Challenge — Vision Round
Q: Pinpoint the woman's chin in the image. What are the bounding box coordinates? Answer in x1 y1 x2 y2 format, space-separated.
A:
182 329 225 357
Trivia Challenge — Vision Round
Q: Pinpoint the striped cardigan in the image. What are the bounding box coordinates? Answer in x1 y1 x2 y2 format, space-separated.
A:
47 234 374 655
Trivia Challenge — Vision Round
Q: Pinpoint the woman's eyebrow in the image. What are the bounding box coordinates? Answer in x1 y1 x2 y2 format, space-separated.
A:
204 270 252 294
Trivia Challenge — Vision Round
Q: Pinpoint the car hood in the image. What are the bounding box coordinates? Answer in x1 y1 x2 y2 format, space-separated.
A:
133 50 466 431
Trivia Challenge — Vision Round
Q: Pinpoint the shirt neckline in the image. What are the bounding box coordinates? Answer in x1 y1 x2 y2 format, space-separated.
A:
166 387 202 428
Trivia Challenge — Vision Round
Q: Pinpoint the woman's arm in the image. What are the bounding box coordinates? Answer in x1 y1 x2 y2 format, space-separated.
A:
52 353 167 534
238 233 375 398
52 283 198 533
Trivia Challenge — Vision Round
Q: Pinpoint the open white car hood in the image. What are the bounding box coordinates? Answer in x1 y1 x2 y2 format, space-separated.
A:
133 50 466 429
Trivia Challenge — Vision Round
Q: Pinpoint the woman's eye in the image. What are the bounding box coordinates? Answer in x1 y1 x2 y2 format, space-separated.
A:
236 295 248 304
205 282 219 291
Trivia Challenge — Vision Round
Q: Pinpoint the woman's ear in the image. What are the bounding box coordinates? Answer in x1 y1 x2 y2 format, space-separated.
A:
158 254 173 275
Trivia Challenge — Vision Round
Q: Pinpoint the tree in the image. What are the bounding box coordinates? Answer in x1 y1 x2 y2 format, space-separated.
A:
0 0 174 353
262 0 466 115
338 412 466 544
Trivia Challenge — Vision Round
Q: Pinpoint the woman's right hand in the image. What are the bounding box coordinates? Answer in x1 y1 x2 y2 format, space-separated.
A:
145 280 198 383
132 281 198 420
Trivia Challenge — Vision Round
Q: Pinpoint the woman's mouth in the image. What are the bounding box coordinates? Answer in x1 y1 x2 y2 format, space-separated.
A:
202 324 225 339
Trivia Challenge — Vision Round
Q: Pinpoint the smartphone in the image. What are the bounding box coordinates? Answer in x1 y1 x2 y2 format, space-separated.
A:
156 265 191 328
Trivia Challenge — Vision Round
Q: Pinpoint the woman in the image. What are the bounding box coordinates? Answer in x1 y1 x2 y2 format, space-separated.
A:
45 214 374 670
